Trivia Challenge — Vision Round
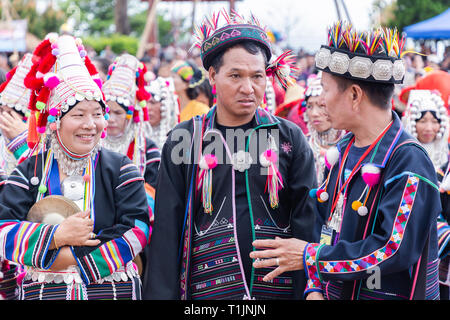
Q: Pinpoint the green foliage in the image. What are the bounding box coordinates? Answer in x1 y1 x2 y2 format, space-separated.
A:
386 0 449 32
1 0 67 39
58 0 115 36
83 34 138 55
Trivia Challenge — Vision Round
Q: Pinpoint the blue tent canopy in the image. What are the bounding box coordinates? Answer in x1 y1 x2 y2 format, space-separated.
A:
404 8 450 39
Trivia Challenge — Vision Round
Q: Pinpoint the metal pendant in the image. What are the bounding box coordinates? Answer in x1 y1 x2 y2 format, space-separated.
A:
61 176 85 202
329 192 344 231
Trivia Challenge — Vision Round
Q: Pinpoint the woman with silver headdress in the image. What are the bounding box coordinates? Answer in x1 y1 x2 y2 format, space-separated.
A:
304 75 345 185
146 76 179 149
402 89 450 300
101 53 161 190
0 34 150 300
402 90 449 170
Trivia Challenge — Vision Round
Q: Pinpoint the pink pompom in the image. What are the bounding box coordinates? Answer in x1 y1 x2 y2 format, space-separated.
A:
128 106 135 112
5 71 12 81
204 154 218 169
44 74 60 89
49 122 57 131
37 126 46 134
263 149 278 163
49 107 59 116
101 131 107 139
133 116 140 123
16 272 26 286
105 106 110 113
361 164 381 187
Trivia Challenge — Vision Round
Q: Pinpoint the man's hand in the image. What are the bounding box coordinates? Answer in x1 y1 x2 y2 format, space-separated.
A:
249 237 308 282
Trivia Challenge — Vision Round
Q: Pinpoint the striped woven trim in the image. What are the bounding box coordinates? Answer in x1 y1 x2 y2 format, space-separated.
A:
0 220 57 269
73 220 148 284
318 175 419 275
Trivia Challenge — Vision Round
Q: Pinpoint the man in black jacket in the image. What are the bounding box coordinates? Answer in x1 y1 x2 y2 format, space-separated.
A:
142 11 317 300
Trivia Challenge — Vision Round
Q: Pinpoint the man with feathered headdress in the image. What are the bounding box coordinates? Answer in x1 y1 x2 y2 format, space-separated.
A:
143 9 317 300
251 22 441 300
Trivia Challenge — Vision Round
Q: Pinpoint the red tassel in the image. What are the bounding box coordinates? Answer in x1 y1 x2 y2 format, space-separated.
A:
136 87 151 101
36 86 51 106
32 39 51 59
24 64 44 90
38 53 56 74
84 55 99 76
28 91 38 112
37 110 48 129
27 111 39 148
143 107 149 121
133 109 140 122
0 79 9 93
4 66 17 81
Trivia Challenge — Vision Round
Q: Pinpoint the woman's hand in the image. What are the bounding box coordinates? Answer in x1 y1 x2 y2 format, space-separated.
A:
249 237 308 282
53 210 101 248
0 109 27 141
49 246 77 271
306 292 325 300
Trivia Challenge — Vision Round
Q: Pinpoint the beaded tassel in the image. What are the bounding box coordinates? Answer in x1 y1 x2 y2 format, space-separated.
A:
260 149 283 209
201 169 213 214
266 162 284 209
198 154 218 214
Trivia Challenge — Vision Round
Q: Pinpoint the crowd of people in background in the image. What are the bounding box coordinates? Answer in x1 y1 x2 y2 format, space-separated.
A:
0 11 449 301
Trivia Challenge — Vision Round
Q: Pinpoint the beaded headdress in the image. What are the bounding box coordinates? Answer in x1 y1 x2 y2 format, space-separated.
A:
171 61 195 82
0 53 34 119
145 77 179 149
403 90 448 140
102 53 152 123
315 21 407 84
24 34 107 149
402 90 448 170
192 9 298 89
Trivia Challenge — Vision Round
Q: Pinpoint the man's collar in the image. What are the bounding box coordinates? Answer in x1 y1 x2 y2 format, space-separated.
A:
204 105 280 130
336 111 404 168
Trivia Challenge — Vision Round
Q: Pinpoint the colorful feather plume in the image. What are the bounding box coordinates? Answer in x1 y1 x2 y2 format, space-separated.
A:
266 50 298 89
326 21 405 58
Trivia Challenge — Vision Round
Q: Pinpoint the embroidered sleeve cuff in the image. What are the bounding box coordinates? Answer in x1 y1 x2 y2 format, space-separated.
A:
26 223 59 269
70 247 99 285
303 242 324 296
6 131 28 158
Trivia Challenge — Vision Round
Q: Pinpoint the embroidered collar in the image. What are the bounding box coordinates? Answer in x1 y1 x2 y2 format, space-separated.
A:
335 111 404 169
203 105 280 131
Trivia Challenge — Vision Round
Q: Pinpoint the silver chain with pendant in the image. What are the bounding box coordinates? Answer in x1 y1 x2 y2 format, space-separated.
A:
328 192 345 231
49 133 99 177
